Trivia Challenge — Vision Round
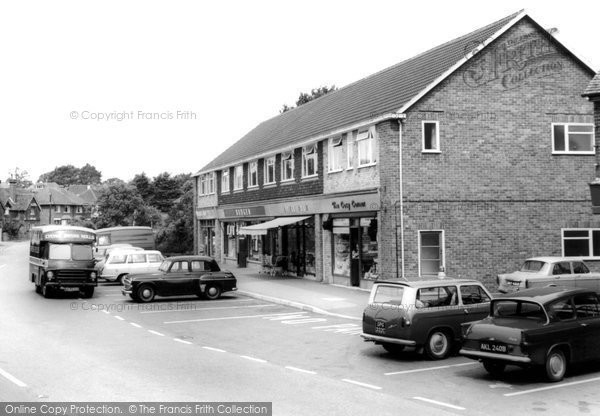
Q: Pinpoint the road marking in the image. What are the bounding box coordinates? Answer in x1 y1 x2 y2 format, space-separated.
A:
312 323 356 329
285 366 317 375
148 330 164 336
281 318 327 324
385 362 476 376
413 397 465 411
114 315 125 321
0 264 6 270
263 313 308 321
173 338 192 345
203 346 226 353
141 304 277 314
240 355 267 363
0 367 27 387
504 376 600 397
130 323 142 328
101 310 110 314
341 379 382 390
164 312 303 324
322 297 345 301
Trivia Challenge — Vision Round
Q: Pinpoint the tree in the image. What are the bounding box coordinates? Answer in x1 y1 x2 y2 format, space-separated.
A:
280 85 337 113
130 173 153 203
38 164 102 185
151 172 183 212
156 178 194 254
78 163 102 184
93 183 161 228
6 167 32 188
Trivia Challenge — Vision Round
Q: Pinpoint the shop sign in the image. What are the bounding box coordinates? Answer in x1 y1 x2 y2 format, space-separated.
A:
333 218 350 226
223 206 266 218
195 208 216 219
328 196 379 212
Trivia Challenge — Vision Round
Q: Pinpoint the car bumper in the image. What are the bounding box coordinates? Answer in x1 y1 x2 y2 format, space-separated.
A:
361 333 417 346
459 348 531 363
122 289 133 296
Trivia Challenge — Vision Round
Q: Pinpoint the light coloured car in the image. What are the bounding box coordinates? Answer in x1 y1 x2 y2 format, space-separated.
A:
98 249 164 284
497 257 600 294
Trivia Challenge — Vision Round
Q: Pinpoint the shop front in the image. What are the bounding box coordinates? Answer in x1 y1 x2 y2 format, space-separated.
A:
195 207 217 257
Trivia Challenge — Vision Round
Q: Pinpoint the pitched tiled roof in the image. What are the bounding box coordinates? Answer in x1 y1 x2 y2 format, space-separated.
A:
199 11 527 174
68 185 99 204
32 184 88 206
583 73 600 97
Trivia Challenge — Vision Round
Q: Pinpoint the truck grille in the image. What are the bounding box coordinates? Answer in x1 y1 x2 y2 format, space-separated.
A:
56 269 89 280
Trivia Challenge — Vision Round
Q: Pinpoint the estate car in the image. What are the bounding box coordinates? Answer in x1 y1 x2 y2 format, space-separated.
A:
460 287 600 382
362 279 492 360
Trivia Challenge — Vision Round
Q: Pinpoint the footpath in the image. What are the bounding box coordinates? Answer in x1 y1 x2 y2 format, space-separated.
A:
230 265 370 321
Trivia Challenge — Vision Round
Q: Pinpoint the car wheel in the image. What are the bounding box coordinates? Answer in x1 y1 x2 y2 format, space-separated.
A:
483 360 506 377
137 285 155 303
204 284 222 300
425 329 452 360
382 343 405 354
41 284 53 299
80 287 94 298
118 274 128 285
545 348 567 382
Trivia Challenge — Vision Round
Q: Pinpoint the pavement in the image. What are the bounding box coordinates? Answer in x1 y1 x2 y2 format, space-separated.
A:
230 265 370 321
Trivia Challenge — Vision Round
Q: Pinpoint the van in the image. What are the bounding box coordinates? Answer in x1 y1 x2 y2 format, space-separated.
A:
94 226 155 259
98 249 164 283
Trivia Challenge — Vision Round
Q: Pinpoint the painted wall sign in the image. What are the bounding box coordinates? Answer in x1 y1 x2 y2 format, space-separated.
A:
223 206 266 218
195 208 217 219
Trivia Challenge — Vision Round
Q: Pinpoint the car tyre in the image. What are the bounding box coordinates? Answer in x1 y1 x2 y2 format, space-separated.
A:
382 343 405 354
118 274 128 285
425 329 452 360
137 284 155 303
204 284 222 300
545 348 567 382
483 360 506 377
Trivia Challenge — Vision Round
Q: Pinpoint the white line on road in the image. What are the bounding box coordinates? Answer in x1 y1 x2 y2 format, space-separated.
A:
141 304 277 314
130 323 142 328
114 316 125 321
101 310 110 314
203 346 226 353
240 355 267 363
148 330 165 336
342 379 382 390
504 376 600 397
0 264 6 270
263 313 308 320
281 318 327 324
285 366 317 375
0 367 27 387
173 338 192 345
413 397 465 411
164 312 307 324
385 362 476 376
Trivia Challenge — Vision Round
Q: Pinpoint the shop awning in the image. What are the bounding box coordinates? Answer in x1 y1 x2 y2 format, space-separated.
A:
238 216 310 236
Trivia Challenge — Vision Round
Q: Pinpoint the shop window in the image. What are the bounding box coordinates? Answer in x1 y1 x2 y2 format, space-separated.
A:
302 144 317 177
225 223 237 258
221 169 230 193
234 165 243 190
552 123 594 154
248 161 258 188
264 156 276 184
419 230 444 277
361 218 378 279
562 229 600 258
357 127 377 166
422 121 440 152
250 235 260 260
333 219 351 276
281 152 294 182
328 135 344 172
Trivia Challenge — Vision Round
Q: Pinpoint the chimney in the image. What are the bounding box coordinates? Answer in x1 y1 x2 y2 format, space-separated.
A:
8 178 17 188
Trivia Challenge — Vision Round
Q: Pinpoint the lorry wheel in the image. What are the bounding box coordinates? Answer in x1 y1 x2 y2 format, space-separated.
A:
35 284 42 294
41 284 53 299
80 287 94 298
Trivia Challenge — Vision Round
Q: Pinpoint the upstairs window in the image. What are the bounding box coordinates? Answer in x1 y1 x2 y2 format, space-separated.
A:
234 165 243 190
347 131 356 169
221 169 230 193
328 136 344 172
422 121 440 152
199 175 207 195
302 144 317 177
248 161 258 188
208 172 215 194
562 228 600 258
264 157 276 185
357 127 377 166
552 123 594 154
281 152 294 181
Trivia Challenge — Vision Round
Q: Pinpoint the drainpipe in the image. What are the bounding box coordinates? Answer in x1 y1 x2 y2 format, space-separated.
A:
398 114 406 279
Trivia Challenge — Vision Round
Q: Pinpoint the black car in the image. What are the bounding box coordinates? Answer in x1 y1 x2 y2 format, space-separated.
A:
122 255 237 302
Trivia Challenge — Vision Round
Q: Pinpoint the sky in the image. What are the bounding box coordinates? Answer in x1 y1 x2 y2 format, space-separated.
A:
1 0 599 184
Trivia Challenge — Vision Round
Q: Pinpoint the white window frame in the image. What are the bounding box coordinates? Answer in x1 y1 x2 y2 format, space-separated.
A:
552 123 595 155
281 152 294 182
248 161 258 188
357 127 377 167
328 136 344 172
302 144 318 178
221 169 230 193
64 205 71 213
418 230 445 277
55 205 61 213
561 228 600 259
199 174 207 195
422 120 441 153
347 130 355 169
207 172 215 194
233 165 244 190
76 206 83 214
264 156 276 185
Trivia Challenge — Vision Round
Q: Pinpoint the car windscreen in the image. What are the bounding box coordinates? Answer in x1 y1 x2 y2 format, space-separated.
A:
519 260 546 272
492 300 546 322
48 243 92 260
72 244 93 260
158 260 172 272
372 285 404 305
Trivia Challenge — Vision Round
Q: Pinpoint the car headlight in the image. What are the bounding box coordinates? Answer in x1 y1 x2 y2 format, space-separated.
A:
46 271 54 280
90 271 97 280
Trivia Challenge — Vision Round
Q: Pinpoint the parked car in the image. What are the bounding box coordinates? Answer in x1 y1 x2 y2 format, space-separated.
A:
122 255 237 302
98 249 164 283
497 257 600 294
94 244 142 270
460 287 600 382
361 279 493 359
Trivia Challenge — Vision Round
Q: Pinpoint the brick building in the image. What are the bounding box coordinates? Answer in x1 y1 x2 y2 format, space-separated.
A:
194 10 596 289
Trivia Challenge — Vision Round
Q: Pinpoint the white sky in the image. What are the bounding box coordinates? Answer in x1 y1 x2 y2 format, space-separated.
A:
1 0 599 183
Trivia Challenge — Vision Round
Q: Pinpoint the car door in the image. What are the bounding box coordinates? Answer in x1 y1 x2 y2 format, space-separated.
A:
162 261 191 296
411 285 464 343
190 260 210 293
126 253 148 275
548 262 575 289
146 253 164 274
545 297 585 360
572 293 600 361
573 262 599 292
459 284 491 324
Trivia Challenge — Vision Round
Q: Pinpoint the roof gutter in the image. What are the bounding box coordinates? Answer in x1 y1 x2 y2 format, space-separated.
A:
194 112 405 176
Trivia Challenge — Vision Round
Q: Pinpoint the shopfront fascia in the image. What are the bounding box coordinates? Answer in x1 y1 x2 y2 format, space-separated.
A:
195 207 218 257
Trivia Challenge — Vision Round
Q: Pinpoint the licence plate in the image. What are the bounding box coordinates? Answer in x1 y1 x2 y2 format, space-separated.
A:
375 320 386 334
480 341 508 353
62 287 79 292
507 281 520 287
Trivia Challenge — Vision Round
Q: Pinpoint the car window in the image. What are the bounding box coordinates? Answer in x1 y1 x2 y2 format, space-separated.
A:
159 260 171 272
109 254 126 264
460 285 490 305
547 299 576 321
191 260 208 271
128 254 147 264
169 261 188 272
372 285 404 305
573 294 600 318
553 262 571 275
417 286 458 308
147 253 163 262
572 262 590 274
493 300 546 321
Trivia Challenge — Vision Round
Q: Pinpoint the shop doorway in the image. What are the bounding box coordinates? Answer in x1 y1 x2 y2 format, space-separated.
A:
238 238 248 267
350 227 360 286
